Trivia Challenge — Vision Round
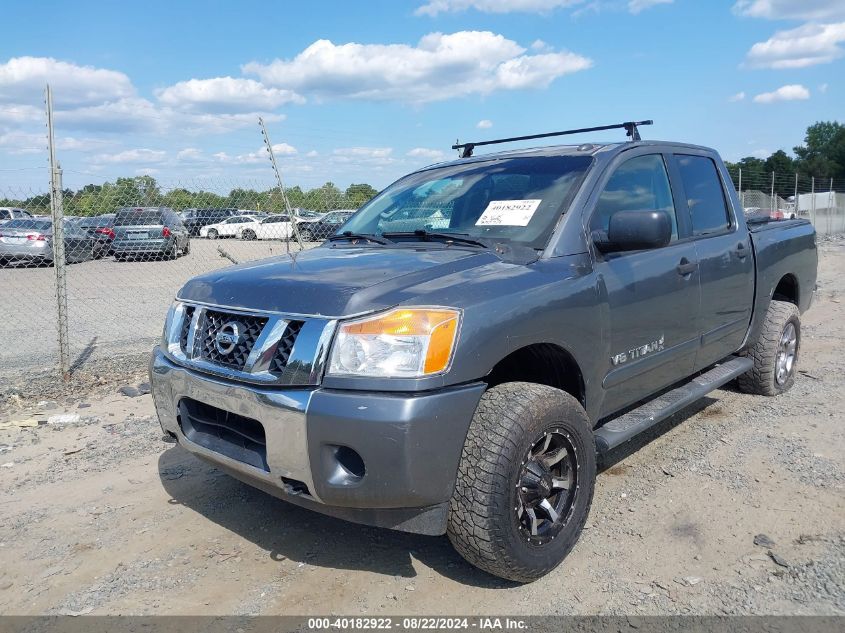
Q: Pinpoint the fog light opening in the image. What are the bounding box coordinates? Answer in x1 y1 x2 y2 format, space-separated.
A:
335 446 366 479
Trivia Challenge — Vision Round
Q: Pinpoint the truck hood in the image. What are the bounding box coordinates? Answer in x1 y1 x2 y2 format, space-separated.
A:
177 245 505 316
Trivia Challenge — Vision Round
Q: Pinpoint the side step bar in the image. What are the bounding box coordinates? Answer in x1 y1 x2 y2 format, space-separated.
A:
594 355 753 453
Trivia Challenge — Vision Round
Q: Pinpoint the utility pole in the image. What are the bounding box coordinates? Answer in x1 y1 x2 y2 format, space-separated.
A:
258 117 303 252
46 85 70 381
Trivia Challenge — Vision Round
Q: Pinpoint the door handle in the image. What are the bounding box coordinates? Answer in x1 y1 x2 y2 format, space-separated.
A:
677 258 698 276
736 243 748 259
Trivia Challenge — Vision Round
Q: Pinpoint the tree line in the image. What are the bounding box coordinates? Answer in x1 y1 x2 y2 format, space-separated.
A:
725 121 845 197
0 179 380 217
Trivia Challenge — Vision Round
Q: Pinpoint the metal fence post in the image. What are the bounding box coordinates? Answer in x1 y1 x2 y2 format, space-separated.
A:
45 84 70 381
811 177 816 229
770 171 775 213
829 178 834 236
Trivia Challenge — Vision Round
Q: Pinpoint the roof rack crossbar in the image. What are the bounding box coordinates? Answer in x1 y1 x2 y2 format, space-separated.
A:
452 120 653 158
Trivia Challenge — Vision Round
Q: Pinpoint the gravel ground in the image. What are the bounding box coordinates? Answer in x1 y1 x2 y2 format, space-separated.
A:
0 244 842 616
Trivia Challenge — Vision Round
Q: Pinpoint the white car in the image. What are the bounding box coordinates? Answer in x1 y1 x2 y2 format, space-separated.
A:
199 214 265 239
242 214 294 241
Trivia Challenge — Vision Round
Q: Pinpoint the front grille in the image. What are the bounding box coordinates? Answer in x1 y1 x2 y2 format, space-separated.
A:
179 306 195 353
198 309 268 370
269 321 304 375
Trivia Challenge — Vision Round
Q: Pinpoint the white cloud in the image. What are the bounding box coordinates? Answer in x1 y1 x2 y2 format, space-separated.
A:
407 147 447 160
213 143 297 165
628 0 673 14
155 77 304 112
176 147 203 160
243 31 592 103
819 82 829 93
753 84 810 103
476 119 493 128
729 91 746 102
305 150 319 158
745 22 845 69
414 0 583 16
333 147 393 159
733 1 845 21
0 56 134 106
94 148 167 164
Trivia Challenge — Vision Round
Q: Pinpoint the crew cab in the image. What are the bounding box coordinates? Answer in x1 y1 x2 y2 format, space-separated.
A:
150 123 817 582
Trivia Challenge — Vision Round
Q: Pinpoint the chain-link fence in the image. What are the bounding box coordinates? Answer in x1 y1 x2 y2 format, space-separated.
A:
0 174 369 382
726 167 845 235
2 158 844 383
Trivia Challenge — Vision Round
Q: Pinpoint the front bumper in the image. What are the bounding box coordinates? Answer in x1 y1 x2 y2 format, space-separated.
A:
149 347 485 535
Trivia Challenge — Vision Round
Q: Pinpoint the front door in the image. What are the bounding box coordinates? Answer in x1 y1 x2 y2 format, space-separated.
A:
589 153 701 417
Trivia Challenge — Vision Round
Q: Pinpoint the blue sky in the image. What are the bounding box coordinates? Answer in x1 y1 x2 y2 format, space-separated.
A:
1 0 843 191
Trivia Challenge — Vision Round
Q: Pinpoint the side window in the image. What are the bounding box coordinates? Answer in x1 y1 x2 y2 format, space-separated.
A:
591 154 678 241
676 155 731 236
0 210 10 219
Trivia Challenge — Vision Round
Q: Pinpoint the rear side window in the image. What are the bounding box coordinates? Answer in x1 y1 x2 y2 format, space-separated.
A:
114 209 164 226
0 210 10 219
591 154 678 241
676 155 731 236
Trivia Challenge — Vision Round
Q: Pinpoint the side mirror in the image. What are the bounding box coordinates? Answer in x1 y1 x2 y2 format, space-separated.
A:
594 210 672 253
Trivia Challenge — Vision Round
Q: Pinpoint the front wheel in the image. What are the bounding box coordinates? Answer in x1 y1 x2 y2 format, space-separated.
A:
738 299 800 396
447 382 595 583
299 228 313 242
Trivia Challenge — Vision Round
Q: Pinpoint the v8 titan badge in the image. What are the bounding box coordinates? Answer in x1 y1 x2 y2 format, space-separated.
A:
475 199 542 226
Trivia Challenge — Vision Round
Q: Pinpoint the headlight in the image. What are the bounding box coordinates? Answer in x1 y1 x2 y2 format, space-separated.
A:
328 307 461 378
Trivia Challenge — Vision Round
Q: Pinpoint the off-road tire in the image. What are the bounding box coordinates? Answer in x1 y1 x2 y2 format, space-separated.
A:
738 299 800 396
447 382 595 583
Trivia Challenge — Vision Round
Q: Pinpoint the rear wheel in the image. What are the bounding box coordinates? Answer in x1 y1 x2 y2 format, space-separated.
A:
738 299 800 396
206 229 218 240
242 229 256 241
299 228 313 242
447 382 595 583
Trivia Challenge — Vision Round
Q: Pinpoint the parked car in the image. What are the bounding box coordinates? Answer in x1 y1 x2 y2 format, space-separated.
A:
0 217 95 265
150 123 817 583
182 208 239 236
294 209 355 241
112 207 189 261
199 214 267 239
75 214 115 258
0 207 33 226
247 214 294 240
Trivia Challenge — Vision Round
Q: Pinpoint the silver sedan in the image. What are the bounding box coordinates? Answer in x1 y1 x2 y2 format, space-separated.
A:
0 218 96 266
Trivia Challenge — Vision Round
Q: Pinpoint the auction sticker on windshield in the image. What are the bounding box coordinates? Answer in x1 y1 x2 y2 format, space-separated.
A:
475 199 542 226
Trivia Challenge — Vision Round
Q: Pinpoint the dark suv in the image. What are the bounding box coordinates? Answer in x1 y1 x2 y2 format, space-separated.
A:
183 208 239 236
112 207 189 261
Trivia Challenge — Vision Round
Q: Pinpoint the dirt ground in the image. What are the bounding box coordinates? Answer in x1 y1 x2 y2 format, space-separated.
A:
0 243 843 616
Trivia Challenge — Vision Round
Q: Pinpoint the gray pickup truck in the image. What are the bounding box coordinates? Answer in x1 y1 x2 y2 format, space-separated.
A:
150 122 817 582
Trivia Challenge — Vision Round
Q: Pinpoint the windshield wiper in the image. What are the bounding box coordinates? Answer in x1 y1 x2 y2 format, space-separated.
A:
382 229 489 248
328 231 393 245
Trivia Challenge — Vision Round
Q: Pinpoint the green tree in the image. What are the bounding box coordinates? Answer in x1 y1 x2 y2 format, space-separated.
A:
794 121 845 179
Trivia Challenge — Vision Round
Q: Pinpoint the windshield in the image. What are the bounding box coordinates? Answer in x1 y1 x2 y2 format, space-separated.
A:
341 155 591 249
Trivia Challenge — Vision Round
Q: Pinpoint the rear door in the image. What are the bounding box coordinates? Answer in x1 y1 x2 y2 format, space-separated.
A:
589 151 701 416
670 153 755 369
